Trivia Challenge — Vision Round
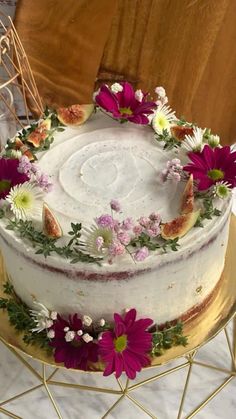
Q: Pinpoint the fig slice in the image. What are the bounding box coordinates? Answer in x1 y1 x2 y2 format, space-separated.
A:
161 210 200 240
27 119 51 148
57 104 94 126
42 203 62 239
181 174 194 214
171 125 194 141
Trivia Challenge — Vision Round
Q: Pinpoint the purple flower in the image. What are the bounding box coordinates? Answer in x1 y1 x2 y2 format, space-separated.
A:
98 308 153 379
184 145 236 190
108 240 125 256
49 314 98 370
134 247 149 262
121 217 134 231
95 82 157 125
96 214 115 229
110 199 121 212
17 155 32 175
0 158 29 199
36 172 53 192
117 231 131 245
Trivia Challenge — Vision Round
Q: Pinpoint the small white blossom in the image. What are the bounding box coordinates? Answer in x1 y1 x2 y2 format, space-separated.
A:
47 329 55 339
135 89 144 102
65 330 76 342
50 311 57 320
155 86 166 98
77 329 83 336
64 326 69 332
111 83 123 93
213 181 231 199
99 318 106 327
82 333 93 343
207 134 220 148
83 315 93 327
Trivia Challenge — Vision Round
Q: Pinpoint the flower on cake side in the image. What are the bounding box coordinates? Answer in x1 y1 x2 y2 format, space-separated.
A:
94 82 157 124
99 308 153 379
0 282 188 378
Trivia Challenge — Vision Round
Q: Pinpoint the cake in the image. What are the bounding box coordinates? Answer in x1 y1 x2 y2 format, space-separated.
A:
0 82 235 377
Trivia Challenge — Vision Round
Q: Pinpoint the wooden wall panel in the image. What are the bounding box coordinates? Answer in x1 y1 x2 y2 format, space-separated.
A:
14 0 235 144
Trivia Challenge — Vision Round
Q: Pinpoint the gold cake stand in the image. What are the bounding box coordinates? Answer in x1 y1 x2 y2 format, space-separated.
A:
0 216 235 419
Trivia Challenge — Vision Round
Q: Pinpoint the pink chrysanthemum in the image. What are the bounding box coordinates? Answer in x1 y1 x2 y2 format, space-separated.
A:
99 308 153 379
184 145 236 191
0 158 29 199
95 82 157 125
49 314 98 370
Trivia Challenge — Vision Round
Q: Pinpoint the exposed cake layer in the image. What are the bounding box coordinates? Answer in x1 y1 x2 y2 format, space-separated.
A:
0 200 231 324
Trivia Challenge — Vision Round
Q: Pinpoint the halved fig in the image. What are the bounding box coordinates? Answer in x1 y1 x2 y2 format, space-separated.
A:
27 119 51 148
23 148 35 161
14 137 24 149
42 203 62 239
161 210 200 240
180 174 194 214
171 125 194 141
57 104 94 126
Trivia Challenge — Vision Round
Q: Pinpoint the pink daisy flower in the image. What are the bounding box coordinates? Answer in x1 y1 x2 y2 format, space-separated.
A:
0 158 29 199
95 82 156 125
184 145 236 191
49 314 98 370
99 308 153 379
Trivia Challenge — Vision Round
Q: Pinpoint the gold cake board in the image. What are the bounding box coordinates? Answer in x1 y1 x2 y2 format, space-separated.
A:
0 216 235 419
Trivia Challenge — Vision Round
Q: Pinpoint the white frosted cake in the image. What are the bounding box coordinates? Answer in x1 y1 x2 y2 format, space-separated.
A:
0 82 235 375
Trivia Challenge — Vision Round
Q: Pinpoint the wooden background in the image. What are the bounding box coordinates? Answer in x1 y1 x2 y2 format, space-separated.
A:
14 0 236 144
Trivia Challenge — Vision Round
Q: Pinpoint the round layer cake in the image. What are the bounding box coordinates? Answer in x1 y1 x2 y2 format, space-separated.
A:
0 111 232 324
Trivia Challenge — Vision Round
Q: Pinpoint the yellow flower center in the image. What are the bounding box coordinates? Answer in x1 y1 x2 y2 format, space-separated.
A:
14 191 33 210
207 169 224 181
119 107 133 115
114 335 127 352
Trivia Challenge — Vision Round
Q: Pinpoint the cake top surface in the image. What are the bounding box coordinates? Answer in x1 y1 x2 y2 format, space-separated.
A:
0 82 235 269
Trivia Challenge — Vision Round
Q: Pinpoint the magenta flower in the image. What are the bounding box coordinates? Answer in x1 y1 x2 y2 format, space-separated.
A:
49 314 98 370
99 308 153 379
95 82 157 124
184 145 236 191
0 158 29 199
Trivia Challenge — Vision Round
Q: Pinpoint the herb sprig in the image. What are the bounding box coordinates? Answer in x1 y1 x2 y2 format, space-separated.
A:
130 232 180 253
5 218 101 265
195 194 221 227
151 322 188 356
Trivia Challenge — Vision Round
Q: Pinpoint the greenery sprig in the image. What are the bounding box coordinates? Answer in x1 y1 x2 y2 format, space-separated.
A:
5 217 101 265
195 194 221 227
0 282 50 349
130 232 180 253
151 322 188 356
155 128 181 151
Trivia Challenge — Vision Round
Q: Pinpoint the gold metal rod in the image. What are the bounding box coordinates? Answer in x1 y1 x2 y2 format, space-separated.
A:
233 314 236 362
42 364 63 419
126 394 157 419
124 378 130 393
0 406 22 419
46 368 59 382
128 361 189 391
185 375 234 419
224 327 236 369
48 380 122 394
192 360 236 376
116 377 124 392
101 395 125 419
0 384 43 406
0 340 42 381
177 362 193 419
0 73 18 88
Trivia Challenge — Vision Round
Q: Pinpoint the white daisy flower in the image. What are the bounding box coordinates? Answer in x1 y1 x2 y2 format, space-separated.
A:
152 104 176 134
30 301 53 333
10 149 22 159
213 181 231 199
6 181 43 220
82 225 114 256
182 127 204 152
